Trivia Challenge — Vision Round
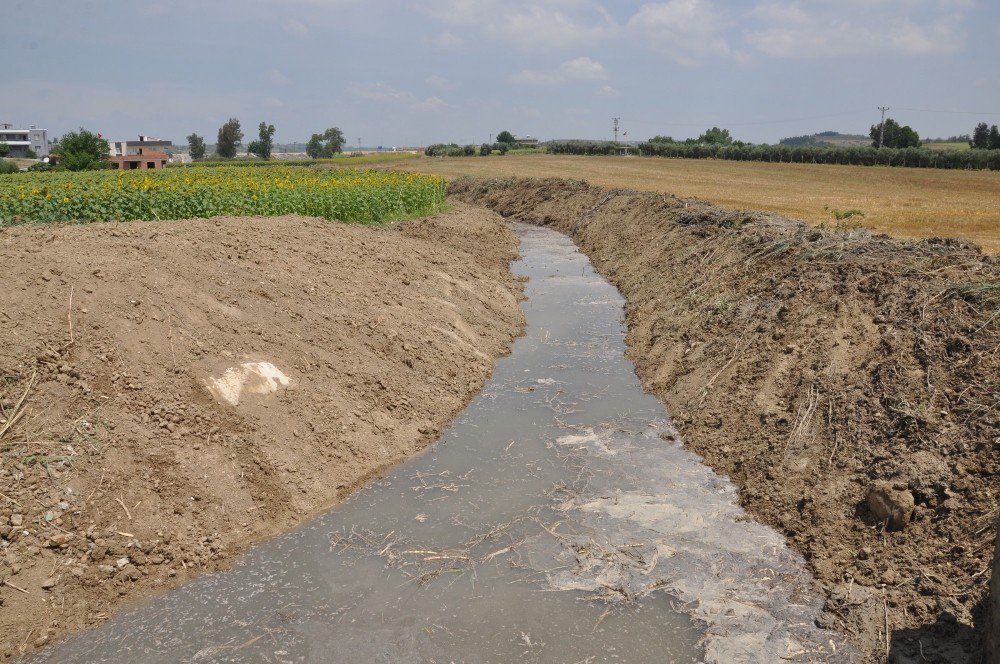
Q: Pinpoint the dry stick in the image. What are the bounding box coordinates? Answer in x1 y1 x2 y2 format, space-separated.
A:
0 490 22 506
168 315 176 370
0 372 36 440
884 597 890 659
591 607 612 634
67 285 74 346
115 496 132 520
3 579 29 594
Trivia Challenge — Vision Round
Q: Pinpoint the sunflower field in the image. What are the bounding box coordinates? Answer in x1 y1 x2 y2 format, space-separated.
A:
0 167 447 225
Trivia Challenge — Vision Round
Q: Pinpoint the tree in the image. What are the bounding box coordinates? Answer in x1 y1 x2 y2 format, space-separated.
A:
322 127 345 154
305 127 346 158
0 143 9 158
56 128 110 171
870 118 920 149
648 135 675 144
187 133 206 160
496 130 515 145
247 121 276 160
990 126 1000 150
697 127 733 145
971 122 991 149
216 118 243 158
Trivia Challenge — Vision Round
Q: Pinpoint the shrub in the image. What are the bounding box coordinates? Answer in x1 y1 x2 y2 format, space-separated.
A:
0 160 19 175
53 128 110 171
480 143 492 156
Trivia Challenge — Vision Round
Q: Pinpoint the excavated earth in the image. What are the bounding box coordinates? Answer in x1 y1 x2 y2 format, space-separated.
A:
0 205 524 660
451 177 999 664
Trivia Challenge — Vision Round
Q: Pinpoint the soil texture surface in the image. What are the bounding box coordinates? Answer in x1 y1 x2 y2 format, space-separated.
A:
452 177 999 663
0 205 524 660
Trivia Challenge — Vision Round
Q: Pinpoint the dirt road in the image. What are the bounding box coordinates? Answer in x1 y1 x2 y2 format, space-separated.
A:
0 206 524 659
452 177 999 663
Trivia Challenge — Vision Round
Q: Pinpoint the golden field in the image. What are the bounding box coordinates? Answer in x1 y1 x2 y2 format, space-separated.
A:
397 154 1000 253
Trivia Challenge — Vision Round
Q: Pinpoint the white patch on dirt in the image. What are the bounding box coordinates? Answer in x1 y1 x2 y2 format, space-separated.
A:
206 362 290 406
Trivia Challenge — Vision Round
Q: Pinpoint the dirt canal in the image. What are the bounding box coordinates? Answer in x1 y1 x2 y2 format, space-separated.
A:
30 224 856 663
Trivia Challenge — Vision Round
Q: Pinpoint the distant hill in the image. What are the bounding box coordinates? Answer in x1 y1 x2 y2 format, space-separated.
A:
779 131 869 147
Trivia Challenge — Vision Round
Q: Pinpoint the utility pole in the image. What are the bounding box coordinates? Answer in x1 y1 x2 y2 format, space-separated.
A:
877 106 890 148
613 117 620 144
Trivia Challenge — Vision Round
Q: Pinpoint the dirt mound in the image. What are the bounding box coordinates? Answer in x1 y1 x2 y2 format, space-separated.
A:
451 177 999 663
0 205 524 659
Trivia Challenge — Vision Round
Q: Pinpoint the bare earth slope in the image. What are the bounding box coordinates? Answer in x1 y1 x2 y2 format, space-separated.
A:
0 204 524 659
452 177 999 663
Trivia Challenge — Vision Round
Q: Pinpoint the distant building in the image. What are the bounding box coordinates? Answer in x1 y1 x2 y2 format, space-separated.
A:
108 134 172 170
513 135 539 146
108 135 172 157
0 123 50 157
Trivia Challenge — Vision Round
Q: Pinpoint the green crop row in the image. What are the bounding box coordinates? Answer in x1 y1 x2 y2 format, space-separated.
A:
0 166 446 225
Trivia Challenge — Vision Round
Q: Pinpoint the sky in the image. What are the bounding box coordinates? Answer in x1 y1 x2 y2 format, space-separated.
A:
4 0 999 146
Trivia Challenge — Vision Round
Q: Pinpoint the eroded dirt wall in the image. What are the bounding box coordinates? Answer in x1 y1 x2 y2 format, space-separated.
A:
451 177 999 663
0 204 524 659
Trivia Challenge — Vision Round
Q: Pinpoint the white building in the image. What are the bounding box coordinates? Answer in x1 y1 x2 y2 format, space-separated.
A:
107 134 173 157
0 123 49 158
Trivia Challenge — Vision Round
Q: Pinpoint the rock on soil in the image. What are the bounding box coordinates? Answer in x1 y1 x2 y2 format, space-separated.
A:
0 205 524 660
451 177 999 664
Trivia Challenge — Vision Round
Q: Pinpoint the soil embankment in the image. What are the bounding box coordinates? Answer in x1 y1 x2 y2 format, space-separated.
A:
0 205 524 659
452 177 999 663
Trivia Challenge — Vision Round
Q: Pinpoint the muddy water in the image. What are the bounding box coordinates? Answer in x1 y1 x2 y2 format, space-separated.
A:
35 224 855 663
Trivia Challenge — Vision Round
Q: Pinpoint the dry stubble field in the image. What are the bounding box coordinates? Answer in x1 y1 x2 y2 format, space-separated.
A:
398 154 1000 253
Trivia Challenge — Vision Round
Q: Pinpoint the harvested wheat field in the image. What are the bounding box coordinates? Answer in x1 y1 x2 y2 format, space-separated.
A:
0 207 524 659
452 177 999 663
400 154 1000 253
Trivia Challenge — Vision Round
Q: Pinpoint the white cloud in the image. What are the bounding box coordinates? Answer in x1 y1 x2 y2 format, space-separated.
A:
426 1 617 51
426 74 460 90
352 83 449 112
743 1 967 57
415 96 448 111
628 0 732 63
267 68 291 86
561 56 607 80
430 31 464 48
595 84 620 97
283 18 308 35
510 56 608 85
263 96 284 108
140 3 166 17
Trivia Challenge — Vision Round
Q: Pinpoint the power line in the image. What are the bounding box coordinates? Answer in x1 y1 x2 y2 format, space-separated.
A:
894 107 1000 116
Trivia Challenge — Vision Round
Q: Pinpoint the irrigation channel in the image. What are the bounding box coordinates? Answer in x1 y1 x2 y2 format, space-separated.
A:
34 224 856 663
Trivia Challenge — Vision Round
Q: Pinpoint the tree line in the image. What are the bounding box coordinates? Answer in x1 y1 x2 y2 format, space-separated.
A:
546 117 1000 170
546 139 1000 170
424 129 521 157
186 119 346 161
970 123 1000 150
